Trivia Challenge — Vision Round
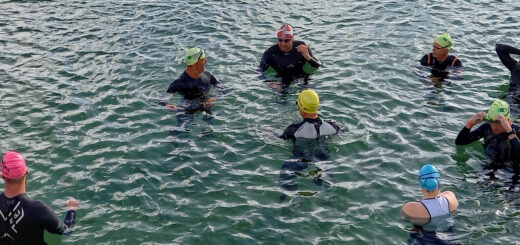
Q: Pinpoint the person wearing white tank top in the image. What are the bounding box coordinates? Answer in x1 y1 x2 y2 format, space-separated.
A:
401 164 458 225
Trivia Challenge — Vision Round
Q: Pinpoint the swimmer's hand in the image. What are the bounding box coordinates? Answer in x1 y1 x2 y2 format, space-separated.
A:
467 111 486 128
66 198 79 211
165 103 178 111
203 97 216 108
296 44 312 61
496 114 513 133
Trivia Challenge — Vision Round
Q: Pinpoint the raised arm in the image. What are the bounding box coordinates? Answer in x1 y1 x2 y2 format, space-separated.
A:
496 44 520 72
455 112 488 145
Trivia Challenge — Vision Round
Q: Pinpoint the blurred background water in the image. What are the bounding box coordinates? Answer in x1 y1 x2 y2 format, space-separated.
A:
1 0 519 244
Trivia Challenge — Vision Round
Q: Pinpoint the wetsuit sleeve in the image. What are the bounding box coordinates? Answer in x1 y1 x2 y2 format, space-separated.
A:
302 44 320 74
325 120 341 132
259 50 272 72
259 49 277 77
159 80 179 106
419 54 430 66
280 124 297 140
166 81 178 94
496 44 520 72
455 124 487 145
39 202 76 235
158 93 169 106
209 73 227 95
452 58 462 67
511 125 520 173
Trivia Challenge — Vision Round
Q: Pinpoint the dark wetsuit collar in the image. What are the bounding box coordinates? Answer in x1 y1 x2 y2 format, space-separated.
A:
302 117 322 123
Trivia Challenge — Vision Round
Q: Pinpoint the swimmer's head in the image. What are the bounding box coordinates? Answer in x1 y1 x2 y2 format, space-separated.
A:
277 24 294 53
434 33 453 50
2 151 28 180
184 47 206 66
486 99 510 121
418 164 440 191
297 89 319 114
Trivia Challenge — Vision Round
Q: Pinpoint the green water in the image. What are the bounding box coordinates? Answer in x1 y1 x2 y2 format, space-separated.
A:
1 0 520 244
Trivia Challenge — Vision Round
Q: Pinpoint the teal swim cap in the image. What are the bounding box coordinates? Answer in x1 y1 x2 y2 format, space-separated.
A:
418 164 440 191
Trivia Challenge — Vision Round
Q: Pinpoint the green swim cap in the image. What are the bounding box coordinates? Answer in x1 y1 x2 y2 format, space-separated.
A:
184 47 205 65
434 33 453 50
486 99 510 121
297 89 319 113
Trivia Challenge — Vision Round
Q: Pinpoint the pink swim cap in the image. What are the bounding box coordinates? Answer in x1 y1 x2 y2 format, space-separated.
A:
2 151 28 180
277 24 294 39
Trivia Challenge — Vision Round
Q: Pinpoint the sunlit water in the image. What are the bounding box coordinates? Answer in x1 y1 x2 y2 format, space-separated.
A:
1 0 520 244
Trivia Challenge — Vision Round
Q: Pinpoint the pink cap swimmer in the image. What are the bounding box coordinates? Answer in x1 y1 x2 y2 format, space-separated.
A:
2 151 28 179
277 24 294 39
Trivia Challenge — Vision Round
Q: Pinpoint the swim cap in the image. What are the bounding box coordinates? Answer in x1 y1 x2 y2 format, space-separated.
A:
184 47 205 66
2 151 28 180
297 89 319 113
277 24 294 39
418 164 440 191
486 99 510 121
434 33 453 50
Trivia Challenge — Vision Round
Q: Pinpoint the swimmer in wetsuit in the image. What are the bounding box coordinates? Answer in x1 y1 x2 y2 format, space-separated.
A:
160 47 225 113
455 100 520 177
259 24 321 85
278 90 340 192
419 33 462 84
159 48 226 132
495 43 520 111
0 151 78 244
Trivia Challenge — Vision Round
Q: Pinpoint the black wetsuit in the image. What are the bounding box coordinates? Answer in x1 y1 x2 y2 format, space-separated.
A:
0 193 76 244
279 117 340 191
160 70 225 112
496 44 520 108
259 40 320 83
455 123 520 173
420 53 462 70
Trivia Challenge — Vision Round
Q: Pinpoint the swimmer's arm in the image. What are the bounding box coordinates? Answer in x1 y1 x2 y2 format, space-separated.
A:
401 202 429 225
455 124 487 145
509 129 520 164
496 44 520 72
325 120 341 133
441 191 458 212
158 93 178 110
210 75 228 96
41 199 78 235
159 81 179 106
452 58 463 67
279 124 298 140
419 54 430 66
259 50 273 73
301 45 320 74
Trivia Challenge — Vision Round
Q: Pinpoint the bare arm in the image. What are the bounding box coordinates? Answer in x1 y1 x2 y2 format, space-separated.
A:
441 191 458 212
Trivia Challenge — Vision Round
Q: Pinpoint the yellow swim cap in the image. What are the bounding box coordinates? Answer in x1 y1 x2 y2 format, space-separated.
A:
297 89 319 113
